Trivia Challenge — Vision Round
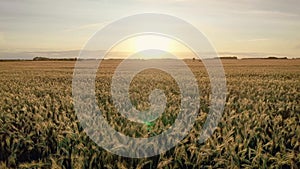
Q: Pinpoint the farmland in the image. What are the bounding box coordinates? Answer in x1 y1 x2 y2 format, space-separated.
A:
0 59 299 168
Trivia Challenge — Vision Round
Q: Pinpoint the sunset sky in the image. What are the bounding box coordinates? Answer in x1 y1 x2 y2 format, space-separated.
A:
0 0 300 59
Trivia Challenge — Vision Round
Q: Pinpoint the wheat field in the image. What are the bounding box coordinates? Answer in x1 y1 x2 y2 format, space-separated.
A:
0 59 299 168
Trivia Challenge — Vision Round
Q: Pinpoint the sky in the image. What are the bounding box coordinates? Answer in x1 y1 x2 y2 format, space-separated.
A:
0 0 300 59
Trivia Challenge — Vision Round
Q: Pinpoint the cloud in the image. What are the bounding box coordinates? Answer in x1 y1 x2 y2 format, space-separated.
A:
0 50 108 60
0 32 4 44
236 38 270 42
232 10 299 18
295 45 300 49
135 0 194 2
64 22 109 32
216 52 294 59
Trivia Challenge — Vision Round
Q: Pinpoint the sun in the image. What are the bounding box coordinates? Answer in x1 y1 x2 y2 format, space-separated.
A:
108 34 195 59
133 35 172 52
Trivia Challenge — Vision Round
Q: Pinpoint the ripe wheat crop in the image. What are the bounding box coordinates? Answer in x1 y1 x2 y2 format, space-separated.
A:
0 59 299 168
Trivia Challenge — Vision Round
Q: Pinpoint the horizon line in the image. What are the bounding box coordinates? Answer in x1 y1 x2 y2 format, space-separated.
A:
1 56 298 62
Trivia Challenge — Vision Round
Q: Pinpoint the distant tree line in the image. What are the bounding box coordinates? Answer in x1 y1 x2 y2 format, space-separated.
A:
266 56 287 59
242 56 288 60
220 56 238 59
192 56 238 61
32 57 77 61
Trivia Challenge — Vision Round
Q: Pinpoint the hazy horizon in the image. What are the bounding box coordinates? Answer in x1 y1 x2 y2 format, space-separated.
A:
0 50 297 60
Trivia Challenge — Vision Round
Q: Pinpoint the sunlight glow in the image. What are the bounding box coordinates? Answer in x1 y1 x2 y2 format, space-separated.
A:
109 34 194 59
133 35 172 52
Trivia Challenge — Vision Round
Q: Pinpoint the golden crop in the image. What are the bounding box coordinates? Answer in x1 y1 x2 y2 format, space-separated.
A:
0 59 299 168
